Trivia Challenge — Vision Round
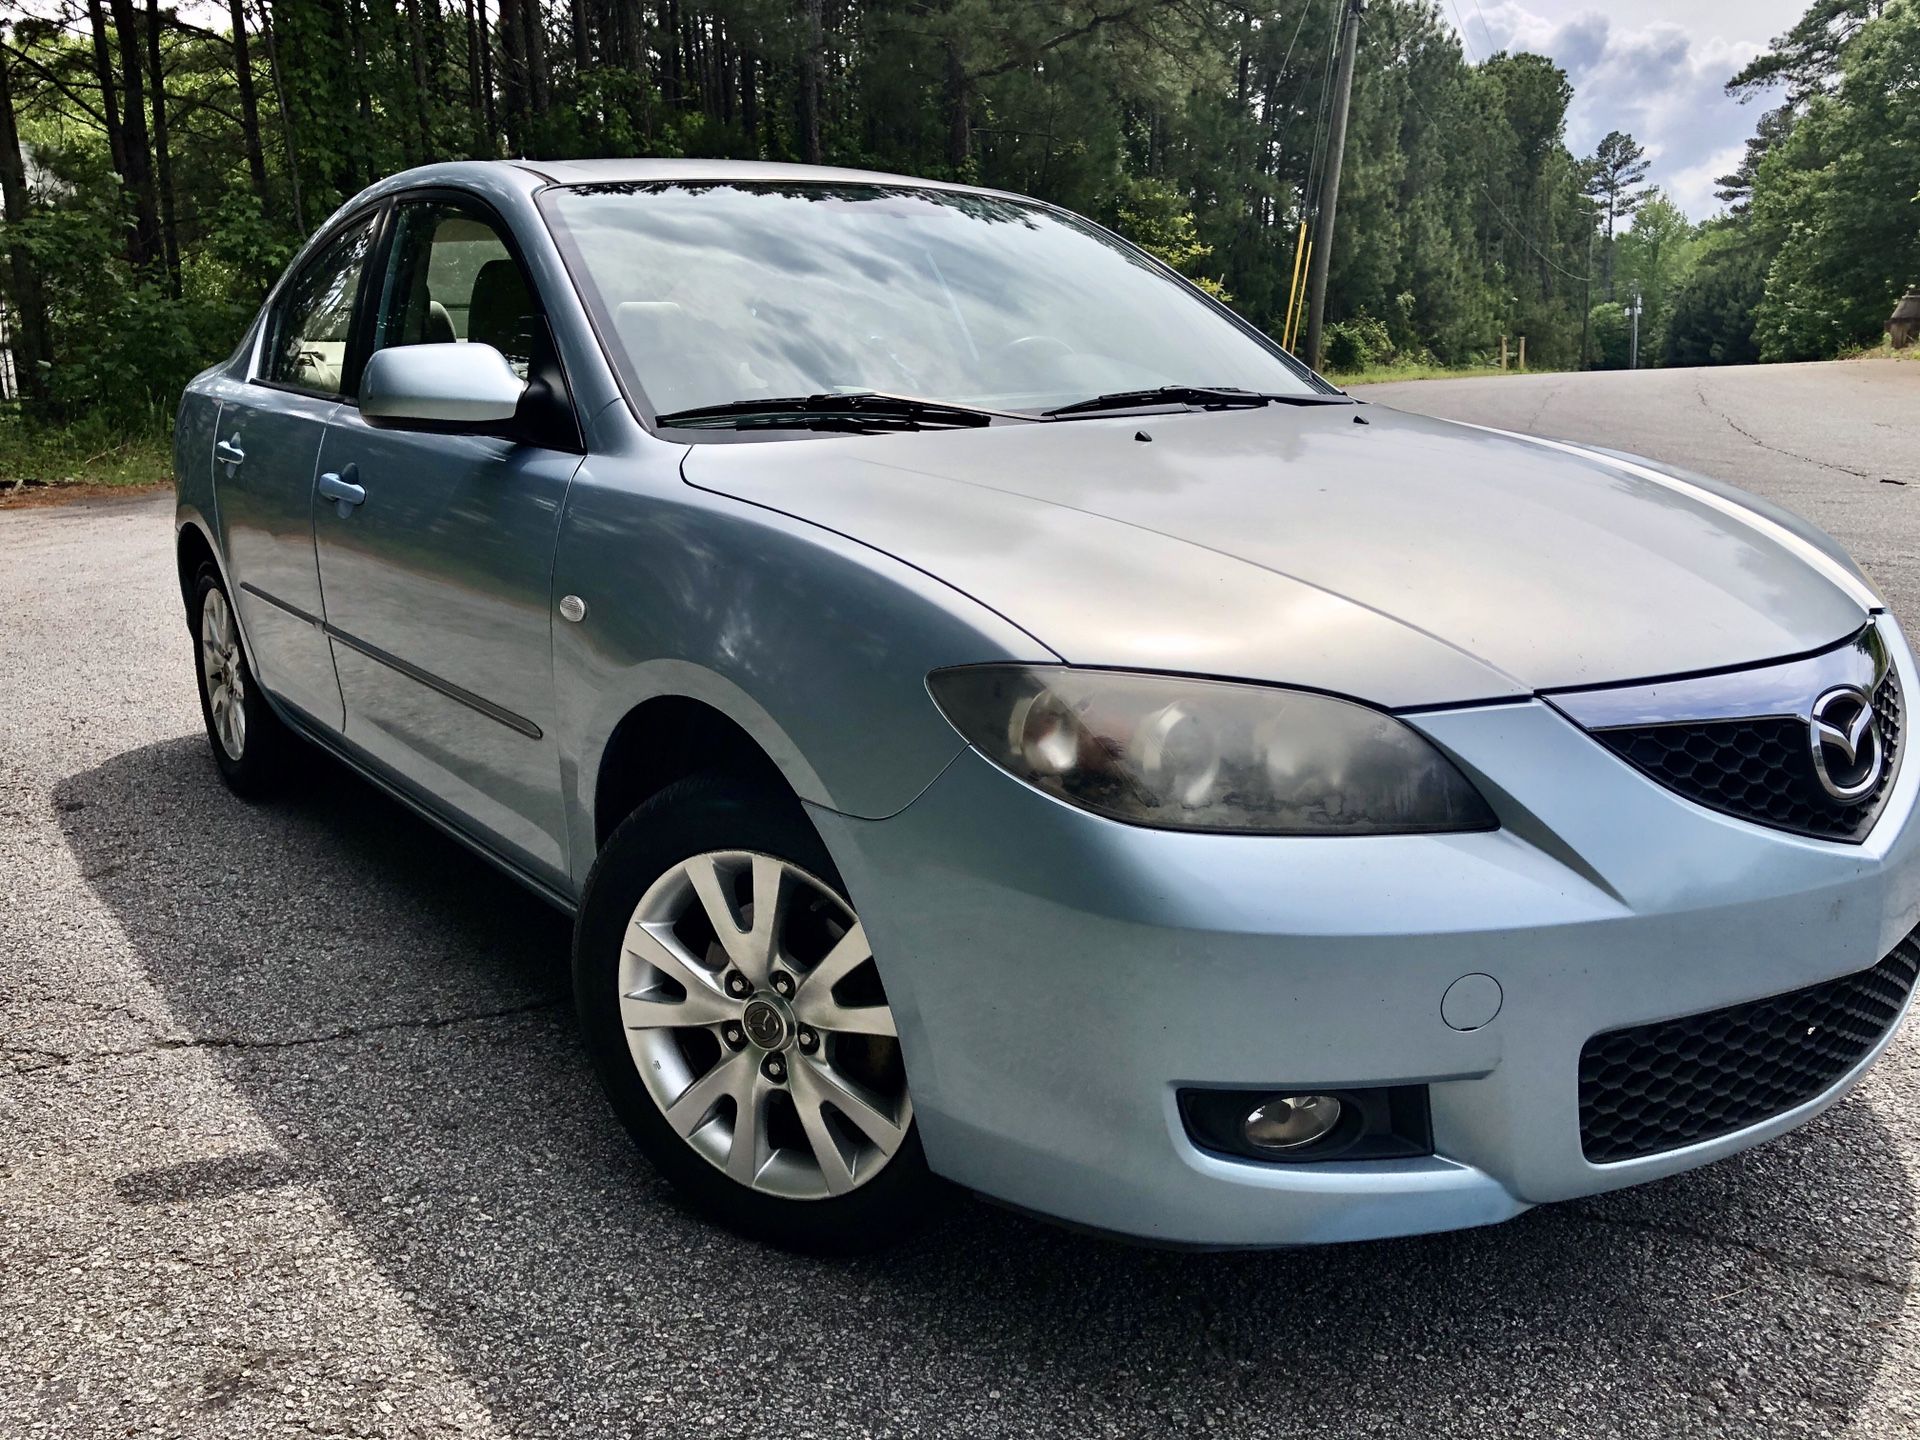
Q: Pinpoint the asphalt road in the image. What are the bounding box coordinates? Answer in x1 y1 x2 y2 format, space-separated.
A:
5 358 1920 1439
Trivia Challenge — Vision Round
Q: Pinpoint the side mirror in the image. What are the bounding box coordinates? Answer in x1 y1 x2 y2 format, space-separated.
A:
360 342 528 428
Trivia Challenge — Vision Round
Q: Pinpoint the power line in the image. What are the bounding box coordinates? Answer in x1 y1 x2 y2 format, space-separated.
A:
1301 0 1344 220
1266 0 1324 197
1479 184 1593 283
1446 0 1479 63
1467 0 1497 57
1398 84 1595 284
1273 1 1316 90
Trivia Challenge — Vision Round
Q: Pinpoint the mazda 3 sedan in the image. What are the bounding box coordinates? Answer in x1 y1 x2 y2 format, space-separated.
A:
173 159 1920 1251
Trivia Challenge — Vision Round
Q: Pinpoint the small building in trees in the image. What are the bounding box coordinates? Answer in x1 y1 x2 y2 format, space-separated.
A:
1890 290 1920 350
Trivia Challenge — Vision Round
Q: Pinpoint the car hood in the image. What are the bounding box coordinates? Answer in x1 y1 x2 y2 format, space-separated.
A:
681 402 1874 707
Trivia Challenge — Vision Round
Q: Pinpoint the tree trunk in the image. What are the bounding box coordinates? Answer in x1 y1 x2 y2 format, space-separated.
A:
685 12 702 113
107 0 160 273
402 0 433 159
85 0 128 180
325 0 362 191
498 0 526 153
145 0 181 296
260 1 305 231
944 40 969 172
423 0 447 82
523 0 552 125
617 0 644 76
1604 198 1616 301
477 0 499 151
741 49 757 144
619 0 647 139
227 0 272 220
797 0 824 164
662 0 680 104
571 0 590 70
0 41 53 408
348 5 375 179
463 0 490 155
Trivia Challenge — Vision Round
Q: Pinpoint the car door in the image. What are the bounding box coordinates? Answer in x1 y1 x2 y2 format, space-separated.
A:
310 194 583 885
206 212 378 731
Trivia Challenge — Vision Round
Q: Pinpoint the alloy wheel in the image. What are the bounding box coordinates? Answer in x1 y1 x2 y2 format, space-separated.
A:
199 587 247 761
618 851 910 1199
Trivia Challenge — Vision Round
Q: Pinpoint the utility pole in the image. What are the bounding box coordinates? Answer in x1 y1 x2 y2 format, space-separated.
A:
1628 282 1643 370
1303 0 1364 372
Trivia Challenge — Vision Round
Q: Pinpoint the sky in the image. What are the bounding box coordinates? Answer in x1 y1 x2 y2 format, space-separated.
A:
1436 0 1808 220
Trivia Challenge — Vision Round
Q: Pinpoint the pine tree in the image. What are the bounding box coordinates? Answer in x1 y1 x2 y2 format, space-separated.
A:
1584 130 1651 300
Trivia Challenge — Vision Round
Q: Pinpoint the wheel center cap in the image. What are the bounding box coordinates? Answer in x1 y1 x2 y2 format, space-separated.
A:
742 996 792 1051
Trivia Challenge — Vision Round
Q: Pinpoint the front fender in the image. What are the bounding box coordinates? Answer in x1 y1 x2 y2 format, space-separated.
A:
552 446 1054 890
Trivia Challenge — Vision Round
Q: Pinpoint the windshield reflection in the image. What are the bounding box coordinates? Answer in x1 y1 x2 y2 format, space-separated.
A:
543 181 1320 422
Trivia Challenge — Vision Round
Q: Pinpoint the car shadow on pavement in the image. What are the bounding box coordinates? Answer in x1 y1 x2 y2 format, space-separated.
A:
54 735 1920 1437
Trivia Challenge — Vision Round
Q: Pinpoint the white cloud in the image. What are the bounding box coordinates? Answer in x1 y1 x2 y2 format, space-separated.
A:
1452 3 1771 220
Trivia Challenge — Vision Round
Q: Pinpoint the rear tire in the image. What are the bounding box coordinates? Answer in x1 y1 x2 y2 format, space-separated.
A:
190 566 296 798
574 773 938 1252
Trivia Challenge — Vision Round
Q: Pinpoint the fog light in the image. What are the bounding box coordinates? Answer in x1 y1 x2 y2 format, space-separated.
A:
1242 1094 1343 1151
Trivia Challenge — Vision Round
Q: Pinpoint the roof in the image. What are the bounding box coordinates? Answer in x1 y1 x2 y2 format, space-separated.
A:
507 156 977 192
298 158 1044 273
1893 290 1920 323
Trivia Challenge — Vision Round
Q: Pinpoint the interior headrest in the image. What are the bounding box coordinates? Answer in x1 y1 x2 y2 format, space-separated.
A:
468 258 534 361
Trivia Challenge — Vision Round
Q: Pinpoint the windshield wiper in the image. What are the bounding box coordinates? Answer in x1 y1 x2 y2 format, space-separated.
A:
1041 385 1355 418
656 390 1031 431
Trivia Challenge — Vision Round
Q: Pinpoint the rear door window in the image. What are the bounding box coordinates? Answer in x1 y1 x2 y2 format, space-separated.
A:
263 217 376 396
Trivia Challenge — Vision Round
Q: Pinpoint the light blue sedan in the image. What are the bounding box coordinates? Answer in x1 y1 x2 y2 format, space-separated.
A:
173 159 1920 1251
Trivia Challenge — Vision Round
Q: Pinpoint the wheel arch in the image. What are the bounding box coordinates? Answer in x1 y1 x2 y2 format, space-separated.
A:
589 684 815 853
176 516 220 614
174 511 274 695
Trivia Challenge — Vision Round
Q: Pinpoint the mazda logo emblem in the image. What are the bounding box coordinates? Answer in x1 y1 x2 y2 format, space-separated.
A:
742 998 790 1050
1808 684 1883 802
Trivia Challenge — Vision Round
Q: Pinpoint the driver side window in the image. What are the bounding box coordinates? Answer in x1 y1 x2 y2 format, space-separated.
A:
373 202 537 380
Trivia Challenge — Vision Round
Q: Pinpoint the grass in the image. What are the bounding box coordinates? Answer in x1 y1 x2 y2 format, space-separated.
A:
1327 360 1562 386
1836 336 1920 364
0 411 173 499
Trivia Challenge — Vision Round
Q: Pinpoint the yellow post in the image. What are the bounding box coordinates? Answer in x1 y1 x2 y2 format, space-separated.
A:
1286 242 1314 353
1282 221 1308 353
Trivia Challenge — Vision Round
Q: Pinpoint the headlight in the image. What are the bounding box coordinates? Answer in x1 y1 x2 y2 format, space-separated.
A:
928 666 1496 835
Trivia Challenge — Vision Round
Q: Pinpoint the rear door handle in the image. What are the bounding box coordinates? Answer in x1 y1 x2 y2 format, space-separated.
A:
317 464 365 516
215 436 245 467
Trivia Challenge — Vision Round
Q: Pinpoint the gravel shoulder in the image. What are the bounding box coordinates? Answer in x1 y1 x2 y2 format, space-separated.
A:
7 362 1920 1437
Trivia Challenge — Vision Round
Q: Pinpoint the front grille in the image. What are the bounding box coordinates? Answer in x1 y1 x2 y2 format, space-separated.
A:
1593 671 1903 843
1578 933 1920 1164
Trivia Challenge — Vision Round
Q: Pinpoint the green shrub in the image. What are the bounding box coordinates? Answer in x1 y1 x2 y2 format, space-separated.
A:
1322 313 1394 372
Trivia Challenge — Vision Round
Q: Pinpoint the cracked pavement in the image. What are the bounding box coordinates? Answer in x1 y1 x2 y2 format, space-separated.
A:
7 358 1920 1437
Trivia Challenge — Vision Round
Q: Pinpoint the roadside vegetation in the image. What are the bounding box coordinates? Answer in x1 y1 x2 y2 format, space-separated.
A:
1663 0 1920 368
0 0 1914 491
1326 360 1522 387
0 413 169 497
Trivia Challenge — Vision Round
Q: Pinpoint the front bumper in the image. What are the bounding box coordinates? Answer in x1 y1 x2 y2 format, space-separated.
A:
808 629 1920 1247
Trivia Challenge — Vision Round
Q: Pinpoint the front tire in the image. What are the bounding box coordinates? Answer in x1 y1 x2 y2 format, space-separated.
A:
574 774 936 1252
190 566 295 798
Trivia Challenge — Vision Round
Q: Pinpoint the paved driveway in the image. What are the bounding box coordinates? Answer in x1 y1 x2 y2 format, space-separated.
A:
5 360 1920 1438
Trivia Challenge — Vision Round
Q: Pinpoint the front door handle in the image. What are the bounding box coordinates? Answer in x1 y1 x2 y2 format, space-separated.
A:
215 436 245 467
317 464 365 517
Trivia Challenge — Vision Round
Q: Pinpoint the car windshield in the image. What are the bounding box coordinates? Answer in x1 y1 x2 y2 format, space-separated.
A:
542 181 1323 421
